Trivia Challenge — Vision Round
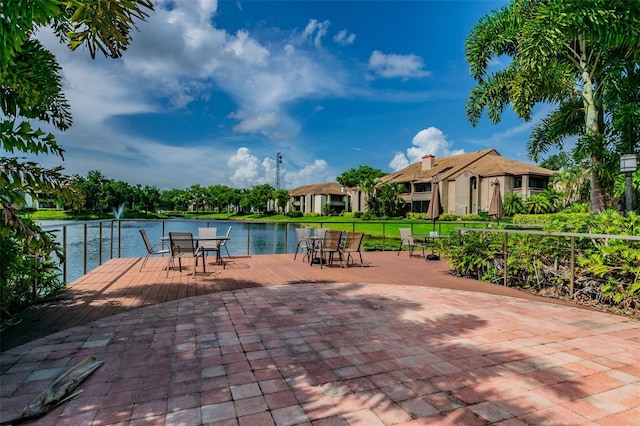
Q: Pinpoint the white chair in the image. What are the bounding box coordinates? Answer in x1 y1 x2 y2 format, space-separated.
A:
219 226 232 258
398 228 425 258
197 227 219 262
139 229 170 271
294 227 311 262
314 228 328 239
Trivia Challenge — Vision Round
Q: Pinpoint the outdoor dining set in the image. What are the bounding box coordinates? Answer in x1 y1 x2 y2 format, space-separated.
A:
293 227 366 268
139 226 232 275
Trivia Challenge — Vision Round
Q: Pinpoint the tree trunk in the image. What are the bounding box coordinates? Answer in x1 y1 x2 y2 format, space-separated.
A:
579 37 605 213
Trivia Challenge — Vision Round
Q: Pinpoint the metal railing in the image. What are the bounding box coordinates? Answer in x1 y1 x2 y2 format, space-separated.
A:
40 218 498 284
457 227 640 297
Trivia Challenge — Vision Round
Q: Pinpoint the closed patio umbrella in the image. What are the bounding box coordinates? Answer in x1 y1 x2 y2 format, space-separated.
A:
488 179 504 224
427 177 441 231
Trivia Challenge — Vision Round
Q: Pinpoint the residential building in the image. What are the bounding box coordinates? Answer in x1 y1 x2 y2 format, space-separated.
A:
288 183 353 214
379 149 556 215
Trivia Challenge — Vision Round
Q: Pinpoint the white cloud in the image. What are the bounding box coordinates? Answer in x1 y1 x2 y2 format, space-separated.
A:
230 110 282 134
389 127 464 171
63 2 345 137
284 159 332 188
368 50 430 80
226 148 333 189
334 29 356 45
227 147 271 187
303 19 330 48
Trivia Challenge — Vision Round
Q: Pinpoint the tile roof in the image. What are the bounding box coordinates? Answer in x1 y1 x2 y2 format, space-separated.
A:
289 182 345 196
379 149 555 184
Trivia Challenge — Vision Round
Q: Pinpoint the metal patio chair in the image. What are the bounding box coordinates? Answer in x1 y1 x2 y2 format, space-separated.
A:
139 229 170 271
167 232 206 276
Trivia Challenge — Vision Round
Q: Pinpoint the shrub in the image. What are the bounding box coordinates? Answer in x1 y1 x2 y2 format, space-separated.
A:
287 211 303 218
504 192 525 216
512 213 554 225
440 213 459 221
460 213 483 221
1 237 64 317
353 211 363 218
562 203 590 213
361 211 376 221
406 212 427 220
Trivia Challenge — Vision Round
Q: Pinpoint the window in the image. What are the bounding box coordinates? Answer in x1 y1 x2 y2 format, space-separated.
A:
529 177 546 189
514 177 522 188
414 183 431 193
470 177 477 190
412 201 428 213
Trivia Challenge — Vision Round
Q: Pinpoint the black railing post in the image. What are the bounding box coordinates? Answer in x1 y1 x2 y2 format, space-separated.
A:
110 221 114 259
503 232 508 286
99 222 103 266
118 220 122 258
83 223 88 275
62 225 67 284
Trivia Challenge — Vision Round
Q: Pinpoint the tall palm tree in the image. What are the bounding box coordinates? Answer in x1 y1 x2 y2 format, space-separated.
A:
466 0 640 213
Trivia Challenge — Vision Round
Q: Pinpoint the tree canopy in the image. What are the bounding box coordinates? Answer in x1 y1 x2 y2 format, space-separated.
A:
1 0 154 240
466 0 640 213
336 165 386 188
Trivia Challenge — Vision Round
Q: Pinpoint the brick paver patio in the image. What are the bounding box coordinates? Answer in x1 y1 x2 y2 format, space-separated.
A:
1 253 639 425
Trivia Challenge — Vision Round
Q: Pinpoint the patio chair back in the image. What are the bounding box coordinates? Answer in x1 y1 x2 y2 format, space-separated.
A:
315 228 328 240
398 228 425 258
197 227 219 261
168 232 205 275
139 229 169 271
317 230 343 268
294 227 311 261
219 226 232 258
343 232 365 267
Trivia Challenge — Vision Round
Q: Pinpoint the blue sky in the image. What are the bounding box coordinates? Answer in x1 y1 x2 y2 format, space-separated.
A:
36 0 551 190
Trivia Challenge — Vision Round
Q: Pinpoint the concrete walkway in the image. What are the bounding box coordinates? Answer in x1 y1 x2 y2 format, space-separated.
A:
2 280 640 424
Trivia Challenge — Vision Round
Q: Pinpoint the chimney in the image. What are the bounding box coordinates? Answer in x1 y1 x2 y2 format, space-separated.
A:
421 155 434 171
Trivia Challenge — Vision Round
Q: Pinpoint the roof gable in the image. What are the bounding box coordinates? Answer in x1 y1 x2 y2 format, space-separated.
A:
380 149 555 184
289 182 344 196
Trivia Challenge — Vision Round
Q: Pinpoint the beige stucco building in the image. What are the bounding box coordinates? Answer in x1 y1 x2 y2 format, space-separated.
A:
288 183 349 214
379 149 556 215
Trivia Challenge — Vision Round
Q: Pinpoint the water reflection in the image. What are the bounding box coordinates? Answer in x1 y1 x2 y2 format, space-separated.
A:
40 220 301 283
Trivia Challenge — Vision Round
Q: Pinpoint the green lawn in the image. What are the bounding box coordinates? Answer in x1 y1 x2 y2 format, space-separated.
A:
23 209 493 242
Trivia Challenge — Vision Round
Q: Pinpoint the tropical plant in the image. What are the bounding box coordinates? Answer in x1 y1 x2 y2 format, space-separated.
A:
540 188 564 212
1 0 153 316
550 167 590 206
466 0 640 213
525 194 553 214
443 211 640 312
503 192 525 216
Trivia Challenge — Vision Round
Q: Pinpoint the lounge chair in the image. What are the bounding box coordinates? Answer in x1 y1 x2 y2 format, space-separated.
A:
139 229 170 271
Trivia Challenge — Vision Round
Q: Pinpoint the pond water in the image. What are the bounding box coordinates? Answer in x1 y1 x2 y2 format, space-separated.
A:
39 219 302 283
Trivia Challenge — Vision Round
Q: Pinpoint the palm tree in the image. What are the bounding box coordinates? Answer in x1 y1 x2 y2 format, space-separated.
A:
466 0 640 213
503 192 525 216
525 194 553 215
